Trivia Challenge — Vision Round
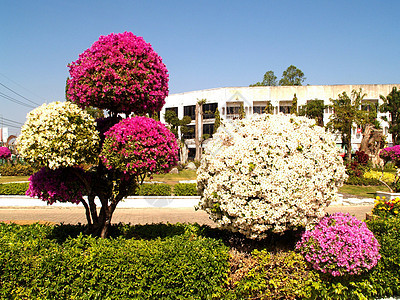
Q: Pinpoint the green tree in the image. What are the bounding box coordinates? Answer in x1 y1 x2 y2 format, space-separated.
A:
239 103 245 119
264 101 274 114
380 87 400 145
299 99 326 126
326 89 369 161
213 107 221 134
290 93 298 115
279 65 306 86
164 110 192 141
250 70 277 86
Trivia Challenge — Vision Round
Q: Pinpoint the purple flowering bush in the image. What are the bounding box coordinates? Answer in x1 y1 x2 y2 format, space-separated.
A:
100 116 179 177
0 147 11 159
296 213 381 276
67 31 169 115
380 145 400 166
26 167 87 205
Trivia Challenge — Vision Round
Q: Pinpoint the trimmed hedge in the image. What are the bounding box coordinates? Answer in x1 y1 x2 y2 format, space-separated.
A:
0 223 229 299
0 163 37 176
346 175 381 186
0 182 29 195
174 183 198 196
135 183 171 196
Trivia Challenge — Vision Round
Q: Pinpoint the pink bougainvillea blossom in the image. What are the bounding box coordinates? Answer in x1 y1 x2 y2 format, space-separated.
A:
296 213 380 276
67 31 169 115
100 116 178 176
26 167 87 205
380 145 400 166
0 147 11 159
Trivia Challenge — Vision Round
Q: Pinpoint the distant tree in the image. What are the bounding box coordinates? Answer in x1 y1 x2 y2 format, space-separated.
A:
279 65 306 86
213 108 221 133
326 89 369 161
164 110 192 141
299 99 326 126
263 101 274 114
250 70 277 86
380 87 400 145
290 93 298 115
239 103 245 119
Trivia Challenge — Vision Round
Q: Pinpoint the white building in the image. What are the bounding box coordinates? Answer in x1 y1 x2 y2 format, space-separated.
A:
160 84 399 159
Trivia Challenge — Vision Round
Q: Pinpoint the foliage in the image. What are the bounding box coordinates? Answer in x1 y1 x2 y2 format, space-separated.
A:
197 114 347 239
26 167 87 205
0 223 229 299
326 89 371 161
173 183 197 196
136 183 171 196
17 101 100 170
0 147 11 159
0 182 29 195
101 116 178 177
213 107 221 133
297 213 381 276
290 93 298 115
345 150 370 178
380 145 400 166
279 65 306 86
249 70 277 86
0 163 37 176
299 99 325 126
67 31 169 116
238 103 245 120
346 176 381 186
364 170 395 184
372 196 400 218
163 109 192 140
380 86 400 145
263 101 274 114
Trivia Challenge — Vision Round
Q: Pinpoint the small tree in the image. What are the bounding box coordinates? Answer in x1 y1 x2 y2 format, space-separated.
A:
213 107 221 134
239 103 245 119
18 32 178 237
299 99 325 126
263 101 274 114
326 89 369 161
380 86 400 145
290 93 298 115
250 70 277 86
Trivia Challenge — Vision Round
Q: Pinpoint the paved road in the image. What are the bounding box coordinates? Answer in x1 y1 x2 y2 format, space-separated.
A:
0 205 374 226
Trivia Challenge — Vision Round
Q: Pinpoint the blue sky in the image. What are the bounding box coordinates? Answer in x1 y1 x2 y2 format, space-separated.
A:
1 0 399 135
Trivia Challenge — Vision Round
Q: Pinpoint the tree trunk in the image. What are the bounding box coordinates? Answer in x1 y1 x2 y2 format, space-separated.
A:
195 102 203 161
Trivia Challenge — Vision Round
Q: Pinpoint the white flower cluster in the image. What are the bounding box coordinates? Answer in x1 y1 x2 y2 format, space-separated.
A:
197 114 348 239
17 101 100 169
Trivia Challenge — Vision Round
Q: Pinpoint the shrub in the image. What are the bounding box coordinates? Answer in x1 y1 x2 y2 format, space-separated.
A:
174 183 197 196
364 170 395 184
0 163 37 176
0 182 29 195
296 213 381 277
372 196 400 218
346 175 381 186
0 147 11 159
380 145 400 166
136 183 171 196
197 114 347 239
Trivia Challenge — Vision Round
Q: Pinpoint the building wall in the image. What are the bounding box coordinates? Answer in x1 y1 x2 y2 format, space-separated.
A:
161 84 399 150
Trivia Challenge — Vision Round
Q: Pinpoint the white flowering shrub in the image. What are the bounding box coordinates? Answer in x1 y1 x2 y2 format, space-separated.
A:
197 114 347 239
17 101 100 169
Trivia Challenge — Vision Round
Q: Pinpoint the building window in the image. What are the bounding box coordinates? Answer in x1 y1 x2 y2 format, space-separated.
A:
203 103 218 119
226 106 240 119
361 100 378 112
279 105 291 114
253 106 266 114
165 107 178 116
203 124 215 138
184 105 196 120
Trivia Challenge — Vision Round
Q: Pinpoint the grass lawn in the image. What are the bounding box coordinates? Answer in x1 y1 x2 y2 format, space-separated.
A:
0 176 30 184
148 169 197 185
338 184 391 198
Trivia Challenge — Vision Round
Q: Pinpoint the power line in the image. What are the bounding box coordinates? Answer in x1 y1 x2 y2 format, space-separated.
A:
0 72 46 103
2 117 24 125
0 81 41 106
0 91 36 109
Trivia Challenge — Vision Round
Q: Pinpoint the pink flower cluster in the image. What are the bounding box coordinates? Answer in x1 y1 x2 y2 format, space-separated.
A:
296 213 381 276
26 167 87 205
0 147 11 159
380 145 400 166
100 116 178 176
67 32 169 115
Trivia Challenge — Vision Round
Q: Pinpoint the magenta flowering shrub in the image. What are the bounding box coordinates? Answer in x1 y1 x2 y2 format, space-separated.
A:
100 116 178 176
0 147 11 159
67 32 169 115
296 213 380 276
26 167 87 205
380 145 400 166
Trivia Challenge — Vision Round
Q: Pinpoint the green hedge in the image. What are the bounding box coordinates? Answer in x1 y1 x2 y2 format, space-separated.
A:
0 182 29 195
346 175 382 186
173 183 198 196
0 223 229 299
135 183 172 196
0 163 36 176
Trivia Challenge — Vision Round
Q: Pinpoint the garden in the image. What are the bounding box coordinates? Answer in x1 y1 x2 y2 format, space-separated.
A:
0 32 399 299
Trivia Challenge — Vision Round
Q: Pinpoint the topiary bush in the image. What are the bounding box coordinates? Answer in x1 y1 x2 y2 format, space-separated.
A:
296 213 381 277
197 114 347 239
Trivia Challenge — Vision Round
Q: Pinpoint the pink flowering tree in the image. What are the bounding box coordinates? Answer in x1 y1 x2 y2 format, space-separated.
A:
379 145 400 192
0 147 11 163
19 32 178 237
